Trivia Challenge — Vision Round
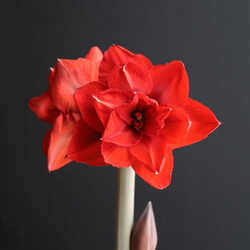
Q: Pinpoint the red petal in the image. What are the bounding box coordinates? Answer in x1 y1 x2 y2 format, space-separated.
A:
142 106 171 137
116 93 170 136
116 93 139 125
85 46 103 65
173 98 221 148
136 54 154 70
160 105 190 145
101 141 131 167
108 57 153 95
29 91 60 124
47 113 80 171
99 45 134 82
49 58 99 112
67 119 107 166
131 150 174 189
129 135 169 173
74 81 107 132
107 65 131 92
136 92 158 111
149 61 189 106
93 89 132 126
102 111 142 146
117 93 157 125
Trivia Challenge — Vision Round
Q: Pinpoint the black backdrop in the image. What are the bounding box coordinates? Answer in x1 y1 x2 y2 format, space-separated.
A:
1 0 250 249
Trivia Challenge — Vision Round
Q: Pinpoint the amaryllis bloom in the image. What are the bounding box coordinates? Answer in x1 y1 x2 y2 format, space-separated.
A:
67 45 221 189
29 47 107 171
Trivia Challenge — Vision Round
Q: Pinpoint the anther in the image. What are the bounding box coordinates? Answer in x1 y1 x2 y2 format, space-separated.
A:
134 112 142 121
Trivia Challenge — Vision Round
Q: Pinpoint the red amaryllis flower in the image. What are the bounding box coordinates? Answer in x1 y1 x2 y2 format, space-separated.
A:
29 47 107 171
67 45 220 189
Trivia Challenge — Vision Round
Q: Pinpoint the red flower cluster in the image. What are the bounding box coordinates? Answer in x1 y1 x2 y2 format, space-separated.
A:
29 45 220 189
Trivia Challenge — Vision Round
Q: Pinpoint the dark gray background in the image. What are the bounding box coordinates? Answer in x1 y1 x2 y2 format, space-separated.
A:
1 0 249 249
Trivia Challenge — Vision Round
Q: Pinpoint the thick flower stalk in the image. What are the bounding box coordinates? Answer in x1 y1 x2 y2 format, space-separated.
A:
116 167 135 250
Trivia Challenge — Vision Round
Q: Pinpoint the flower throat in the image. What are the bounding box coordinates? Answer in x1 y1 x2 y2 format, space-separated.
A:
133 112 143 131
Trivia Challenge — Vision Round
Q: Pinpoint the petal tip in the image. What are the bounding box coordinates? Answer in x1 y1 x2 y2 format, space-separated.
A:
47 164 52 173
180 60 185 67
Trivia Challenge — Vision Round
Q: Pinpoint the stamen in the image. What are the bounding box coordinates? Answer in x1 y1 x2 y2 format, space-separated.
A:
134 112 142 121
132 111 143 131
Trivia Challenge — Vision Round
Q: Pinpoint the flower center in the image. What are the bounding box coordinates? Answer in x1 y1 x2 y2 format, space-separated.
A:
132 112 143 131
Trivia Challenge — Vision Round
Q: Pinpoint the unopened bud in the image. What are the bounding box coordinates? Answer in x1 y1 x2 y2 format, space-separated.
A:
131 201 157 250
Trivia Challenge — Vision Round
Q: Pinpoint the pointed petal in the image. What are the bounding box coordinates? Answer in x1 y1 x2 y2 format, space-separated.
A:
129 135 169 173
173 98 221 148
85 46 103 65
150 61 189 106
136 54 154 70
102 111 142 146
49 58 99 112
141 106 171 137
67 119 107 166
101 141 131 167
74 81 107 132
108 57 153 95
131 150 174 189
107 64 131 93
160 104 190 145
47 113 80 171
29 91 60 124
93 89 132 126
99 45 134 82
131 202 157 250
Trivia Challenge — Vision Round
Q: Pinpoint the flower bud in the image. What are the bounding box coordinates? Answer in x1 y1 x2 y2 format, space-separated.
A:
131 201 157 250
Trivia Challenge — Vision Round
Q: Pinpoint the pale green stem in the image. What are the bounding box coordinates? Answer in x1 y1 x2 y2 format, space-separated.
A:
115 167 136 250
